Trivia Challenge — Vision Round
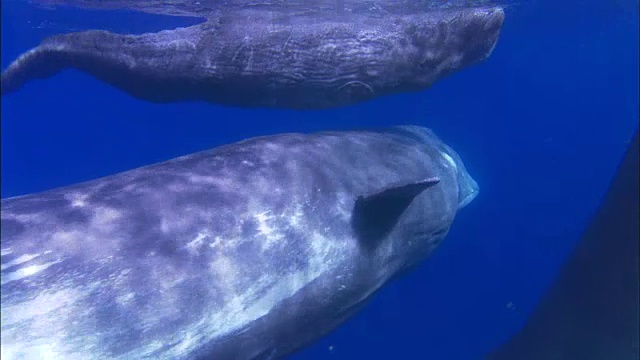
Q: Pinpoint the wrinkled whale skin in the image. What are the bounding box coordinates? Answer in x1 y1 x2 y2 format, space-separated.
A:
0 7 504 109
0 126 479 359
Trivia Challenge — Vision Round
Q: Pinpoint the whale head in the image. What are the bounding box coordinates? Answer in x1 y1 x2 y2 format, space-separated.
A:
351 125 479 282
388 125 479 210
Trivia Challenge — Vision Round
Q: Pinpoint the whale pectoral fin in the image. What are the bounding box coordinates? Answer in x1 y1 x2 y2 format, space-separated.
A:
351 177 440 249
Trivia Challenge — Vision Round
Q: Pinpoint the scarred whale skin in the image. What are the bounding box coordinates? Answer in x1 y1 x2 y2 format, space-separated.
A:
0 7 504 109
0 125 479 360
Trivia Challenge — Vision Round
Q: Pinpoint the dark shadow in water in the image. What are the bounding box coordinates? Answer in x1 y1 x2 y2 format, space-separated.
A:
486 127 639 359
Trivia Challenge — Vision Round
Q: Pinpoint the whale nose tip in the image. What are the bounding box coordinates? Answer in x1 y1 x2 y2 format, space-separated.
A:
458 174 479 209
436 144 479 209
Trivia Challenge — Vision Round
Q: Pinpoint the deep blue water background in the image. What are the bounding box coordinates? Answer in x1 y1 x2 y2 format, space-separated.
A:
1 0 638 359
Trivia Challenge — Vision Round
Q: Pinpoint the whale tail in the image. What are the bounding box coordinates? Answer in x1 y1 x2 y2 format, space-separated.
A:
0 30 184 102
1 43 72 95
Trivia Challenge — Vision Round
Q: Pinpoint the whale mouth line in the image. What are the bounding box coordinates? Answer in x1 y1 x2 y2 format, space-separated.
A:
458 188 479 209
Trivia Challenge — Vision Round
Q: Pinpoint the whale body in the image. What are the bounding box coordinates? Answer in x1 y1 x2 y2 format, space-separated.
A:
0 7 504 109
1 125 479 359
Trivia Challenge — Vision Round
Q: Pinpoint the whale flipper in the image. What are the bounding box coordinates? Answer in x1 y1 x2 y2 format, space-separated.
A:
352 177 441 247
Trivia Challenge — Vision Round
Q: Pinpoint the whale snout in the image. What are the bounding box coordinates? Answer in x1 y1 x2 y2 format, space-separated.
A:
457 169 479 209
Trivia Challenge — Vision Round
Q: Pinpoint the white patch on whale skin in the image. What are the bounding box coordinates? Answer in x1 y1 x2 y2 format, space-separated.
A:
210 256 238 294
208 236 223 250
166 39 196 51
187 174 223 185
247 201 306 251
1 286 93 360
288 204 304 227
186 231 210 255
333 193 353 221
1 260 60 285
50 230 83 249
440 151 458 171
1 211 46 224
3 261 143 360
1 288 81 326
46 206 126 259
1 253 41 270
1 342 62 360
92 207 122 226
116 292 136 307
255 211 284 250
66 192 90 208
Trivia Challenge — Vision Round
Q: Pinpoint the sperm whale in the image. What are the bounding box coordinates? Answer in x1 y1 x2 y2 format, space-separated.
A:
1 125 479 359
0 7 504 109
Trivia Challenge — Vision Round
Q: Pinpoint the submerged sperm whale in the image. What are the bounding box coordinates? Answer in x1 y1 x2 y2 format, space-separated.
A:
0 7 504 109
1 125 479 360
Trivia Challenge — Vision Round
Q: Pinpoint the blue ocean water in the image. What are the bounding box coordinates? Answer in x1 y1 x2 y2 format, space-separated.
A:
0 0 637 359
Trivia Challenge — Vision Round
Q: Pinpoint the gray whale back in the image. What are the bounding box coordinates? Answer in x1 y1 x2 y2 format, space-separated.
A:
0 126 478 359
0 7 504 109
